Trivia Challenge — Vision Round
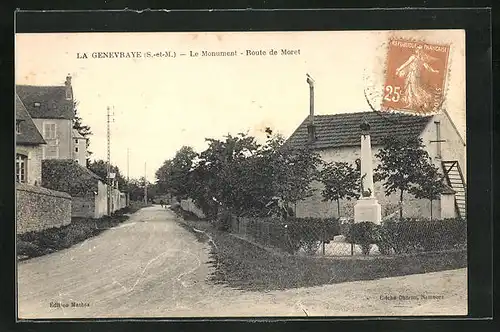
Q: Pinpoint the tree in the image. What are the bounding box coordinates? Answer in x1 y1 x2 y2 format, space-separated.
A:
261 133 322 214
155 159 173 194
88 159 126 189
196 133 261 216
155 130 321 219
374 136 434 220
320 161 360 217
72 100 93 166
409 160 447 220
127 178 145 201
155 146 198 199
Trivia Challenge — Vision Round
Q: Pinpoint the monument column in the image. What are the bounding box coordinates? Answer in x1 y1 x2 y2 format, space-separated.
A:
354 121 382 224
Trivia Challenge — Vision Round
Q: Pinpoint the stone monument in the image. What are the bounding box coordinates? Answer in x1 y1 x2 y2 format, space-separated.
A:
354 120 382 224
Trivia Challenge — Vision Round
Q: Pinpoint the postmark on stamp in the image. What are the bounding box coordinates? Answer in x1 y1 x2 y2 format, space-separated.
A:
382 39 450 115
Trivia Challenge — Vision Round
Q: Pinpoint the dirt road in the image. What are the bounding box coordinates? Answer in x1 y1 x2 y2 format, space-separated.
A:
17 206 467 318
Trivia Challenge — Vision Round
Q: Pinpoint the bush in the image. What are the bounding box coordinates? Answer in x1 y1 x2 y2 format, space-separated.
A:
345 221 380 255
250 217 341 255
214 209 232 232
285 218 339 255
339 218 354 237
377 217 467 254
17 240 44 257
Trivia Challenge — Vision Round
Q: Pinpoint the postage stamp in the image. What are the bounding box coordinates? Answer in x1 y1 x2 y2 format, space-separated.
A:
382 39 450 115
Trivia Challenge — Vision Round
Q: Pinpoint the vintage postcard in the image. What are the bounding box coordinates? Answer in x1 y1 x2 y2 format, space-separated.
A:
15 29 466 319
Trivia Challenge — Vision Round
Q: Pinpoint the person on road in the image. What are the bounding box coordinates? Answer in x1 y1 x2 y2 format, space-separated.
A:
160 200 164 208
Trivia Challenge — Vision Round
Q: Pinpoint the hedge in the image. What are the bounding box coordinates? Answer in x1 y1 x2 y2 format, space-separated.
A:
379 218 467 254
241 217 341 255
345 218 467 255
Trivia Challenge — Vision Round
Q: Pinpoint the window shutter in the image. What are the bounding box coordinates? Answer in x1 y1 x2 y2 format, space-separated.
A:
43 123 58 139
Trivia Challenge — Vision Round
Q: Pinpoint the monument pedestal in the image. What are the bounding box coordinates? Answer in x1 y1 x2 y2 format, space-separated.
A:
354 197 382 224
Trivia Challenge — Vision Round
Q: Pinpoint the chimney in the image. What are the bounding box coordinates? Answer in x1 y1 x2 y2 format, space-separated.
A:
306 73 316 143
65 73 73 100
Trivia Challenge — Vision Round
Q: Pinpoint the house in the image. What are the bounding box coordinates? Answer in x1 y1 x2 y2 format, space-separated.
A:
73 129 87 167
17 74 125 216
41 159 108 218
16 94 72 234
41 159 125 218
16 75 87 164
286 110 466 220
15 94 46 186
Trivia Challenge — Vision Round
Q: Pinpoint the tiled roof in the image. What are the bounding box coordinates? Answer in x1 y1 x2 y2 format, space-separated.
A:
16 85 74 120
16 94 46 145
287 111 433 149
42 159 103 197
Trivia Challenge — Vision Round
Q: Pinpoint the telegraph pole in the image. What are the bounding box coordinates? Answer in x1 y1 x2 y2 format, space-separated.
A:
144 162 148 204
127 148 130 206
107 106 111 215
106 106 114 215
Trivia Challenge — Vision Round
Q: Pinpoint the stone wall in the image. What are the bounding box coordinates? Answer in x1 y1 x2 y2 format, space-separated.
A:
180 198 206 219
71 183 127 218
111 188 127 212
95 180 107 218
16 183 71 234
71 195 95 218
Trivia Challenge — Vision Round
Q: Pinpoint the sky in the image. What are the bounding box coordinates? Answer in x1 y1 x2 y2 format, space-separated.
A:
15 30 465 182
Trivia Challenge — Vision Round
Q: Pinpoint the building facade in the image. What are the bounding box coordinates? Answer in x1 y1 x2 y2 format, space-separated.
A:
286 110 466 220
16 94 72 234
73 129 88 167
15 94 46 186
17 75 76 162
42 159 124 218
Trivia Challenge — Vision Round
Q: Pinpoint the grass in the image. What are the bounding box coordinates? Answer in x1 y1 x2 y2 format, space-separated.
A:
17 203 148 261
176 214 467 292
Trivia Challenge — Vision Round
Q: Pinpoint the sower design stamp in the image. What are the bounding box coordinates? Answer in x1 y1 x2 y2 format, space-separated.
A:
382 39 450 115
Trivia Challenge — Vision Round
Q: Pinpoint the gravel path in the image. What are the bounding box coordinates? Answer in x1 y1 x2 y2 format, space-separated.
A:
17 206 467 318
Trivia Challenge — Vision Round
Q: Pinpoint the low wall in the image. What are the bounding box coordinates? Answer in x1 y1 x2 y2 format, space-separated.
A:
180 199 206 219
111 188 126 213
71 195 95 218
16 183 72 234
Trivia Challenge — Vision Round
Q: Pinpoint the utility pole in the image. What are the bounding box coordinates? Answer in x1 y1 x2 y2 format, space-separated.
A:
107 106 111 216
144 162 148 204
106 106 114 215
127 148 130 206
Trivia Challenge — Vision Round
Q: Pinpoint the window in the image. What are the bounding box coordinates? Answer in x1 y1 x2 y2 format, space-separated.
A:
434 121 442 159
75 139 79 144
16 154 27 183
16 121 21 134
43 123 57 139
75 147 79 153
